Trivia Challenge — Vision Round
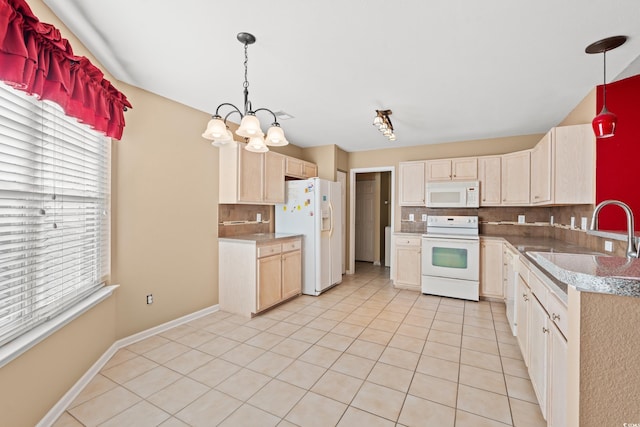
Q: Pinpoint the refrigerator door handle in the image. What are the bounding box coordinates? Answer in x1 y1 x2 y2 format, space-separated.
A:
328 202 334 238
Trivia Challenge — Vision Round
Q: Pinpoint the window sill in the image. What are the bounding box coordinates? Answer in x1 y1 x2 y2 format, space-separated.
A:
0 285 119 369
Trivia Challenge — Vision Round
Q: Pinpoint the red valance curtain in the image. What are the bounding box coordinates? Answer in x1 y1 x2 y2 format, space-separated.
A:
0 0 131 139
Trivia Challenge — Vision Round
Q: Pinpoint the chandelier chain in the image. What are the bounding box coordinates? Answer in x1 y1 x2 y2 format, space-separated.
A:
243 43 249 89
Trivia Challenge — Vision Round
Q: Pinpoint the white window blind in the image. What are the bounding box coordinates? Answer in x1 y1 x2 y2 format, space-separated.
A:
0 82 110 347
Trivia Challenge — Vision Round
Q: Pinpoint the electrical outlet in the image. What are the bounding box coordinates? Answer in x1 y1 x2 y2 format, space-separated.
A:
408 214 415 222
604 241 613 252
146 294 153 305
256 213 262 222
518 215 525 224
421 214 428 222
570 217 575 229
581 217 588 230
550 215 554 225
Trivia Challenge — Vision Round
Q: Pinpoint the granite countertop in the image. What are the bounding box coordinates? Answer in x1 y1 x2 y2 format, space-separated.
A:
485 234 640 299
219 233 302 244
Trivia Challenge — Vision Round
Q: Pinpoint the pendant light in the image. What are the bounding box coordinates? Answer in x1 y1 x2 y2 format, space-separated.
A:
585 35 627 139
202 32 289 151
372 109 396 141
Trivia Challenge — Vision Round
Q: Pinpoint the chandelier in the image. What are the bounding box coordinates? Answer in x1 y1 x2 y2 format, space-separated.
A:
372 109 396 141
585 35 627 139
202 32 288 152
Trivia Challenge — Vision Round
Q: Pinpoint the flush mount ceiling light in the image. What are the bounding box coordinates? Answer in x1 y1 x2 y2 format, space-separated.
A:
585 35 627 139
372 109 396 141
202 32 289 152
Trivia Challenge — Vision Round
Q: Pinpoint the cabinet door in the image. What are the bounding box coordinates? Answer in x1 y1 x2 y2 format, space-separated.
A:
516 274 530 365
398 161 426 206
478 156 501 206
264 151 285 203
529 297 549 419
451 158 478 181
303 162 317 179
501 151 530 205
285 157 304 178
395 244 421 290
282 249 302 299
239 148 264 202
547 322 567 427
480 239 504 299
530 131 552 204
554 124 595 204
426 159 452 181
257 254 282 311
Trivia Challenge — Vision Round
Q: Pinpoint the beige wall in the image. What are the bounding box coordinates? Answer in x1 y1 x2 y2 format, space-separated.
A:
558 88 596 126
0 298 117 427
112 84 218 338
303 145 337 181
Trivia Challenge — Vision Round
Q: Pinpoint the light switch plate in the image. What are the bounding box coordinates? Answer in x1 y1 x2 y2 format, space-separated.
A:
581 217 588 230
409 214 414 222
518 215 525 224
605 241 613 252
421 214 428 222
570 217 575 228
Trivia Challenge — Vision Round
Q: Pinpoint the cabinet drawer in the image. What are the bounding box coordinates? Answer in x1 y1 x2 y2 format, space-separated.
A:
395 236 421 246
547 294 568 338
257 243 282 258
528 271 548 308
281 239 301 253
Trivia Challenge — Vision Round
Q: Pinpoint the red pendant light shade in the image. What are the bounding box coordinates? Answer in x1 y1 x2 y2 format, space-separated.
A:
585 36 627 139
592 107 617 138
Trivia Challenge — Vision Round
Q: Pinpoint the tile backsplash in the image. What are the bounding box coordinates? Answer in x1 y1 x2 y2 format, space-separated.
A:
218 204 274 237
400 204 634 257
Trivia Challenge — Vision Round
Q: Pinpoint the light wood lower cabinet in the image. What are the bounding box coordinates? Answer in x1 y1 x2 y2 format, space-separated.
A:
220 237 302 316
391 234 421 291
480 238 503 299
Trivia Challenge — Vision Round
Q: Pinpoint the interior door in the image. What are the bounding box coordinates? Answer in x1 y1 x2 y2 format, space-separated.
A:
355 180 375 262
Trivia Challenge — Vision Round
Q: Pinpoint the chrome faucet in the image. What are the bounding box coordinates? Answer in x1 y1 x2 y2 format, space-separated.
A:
590 200 639 258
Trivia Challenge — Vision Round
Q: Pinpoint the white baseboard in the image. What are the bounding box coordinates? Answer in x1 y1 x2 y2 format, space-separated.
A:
37 304 219 427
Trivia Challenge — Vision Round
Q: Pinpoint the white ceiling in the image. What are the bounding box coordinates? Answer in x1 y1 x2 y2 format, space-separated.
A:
44 0 640 152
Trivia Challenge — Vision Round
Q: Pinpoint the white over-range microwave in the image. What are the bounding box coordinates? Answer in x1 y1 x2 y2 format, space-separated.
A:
425 181 480 208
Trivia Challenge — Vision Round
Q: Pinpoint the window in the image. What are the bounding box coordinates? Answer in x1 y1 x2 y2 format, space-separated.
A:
0 82 110 347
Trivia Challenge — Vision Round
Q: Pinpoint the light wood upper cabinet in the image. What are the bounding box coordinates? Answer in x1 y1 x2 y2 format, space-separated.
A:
398 161 426 206
285 157 317 179
426 158 478 181
477 156 501 206
303 162 318 179
530 124 595 205
530 131 552 204
553 124 595 205
480 238 504 299
220 143 314 205
501 150 530 205
263 151 285 203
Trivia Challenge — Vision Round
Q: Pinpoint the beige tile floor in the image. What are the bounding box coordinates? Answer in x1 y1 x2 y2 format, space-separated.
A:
52 262 546 427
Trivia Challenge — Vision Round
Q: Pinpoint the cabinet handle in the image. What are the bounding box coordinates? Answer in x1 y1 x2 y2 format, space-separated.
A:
552 313 560 321
534 196 539 199
542 327 549 333
503 199 506 202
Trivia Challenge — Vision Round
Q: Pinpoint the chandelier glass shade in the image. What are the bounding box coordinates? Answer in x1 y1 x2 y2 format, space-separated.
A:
585 35 627 139
201 32 288 152
373 109 396 141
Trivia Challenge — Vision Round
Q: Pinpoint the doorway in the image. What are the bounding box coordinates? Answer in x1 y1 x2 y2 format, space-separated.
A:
349 167 394 274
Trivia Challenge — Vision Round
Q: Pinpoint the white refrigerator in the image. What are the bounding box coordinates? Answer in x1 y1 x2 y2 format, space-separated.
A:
275 178 342 296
